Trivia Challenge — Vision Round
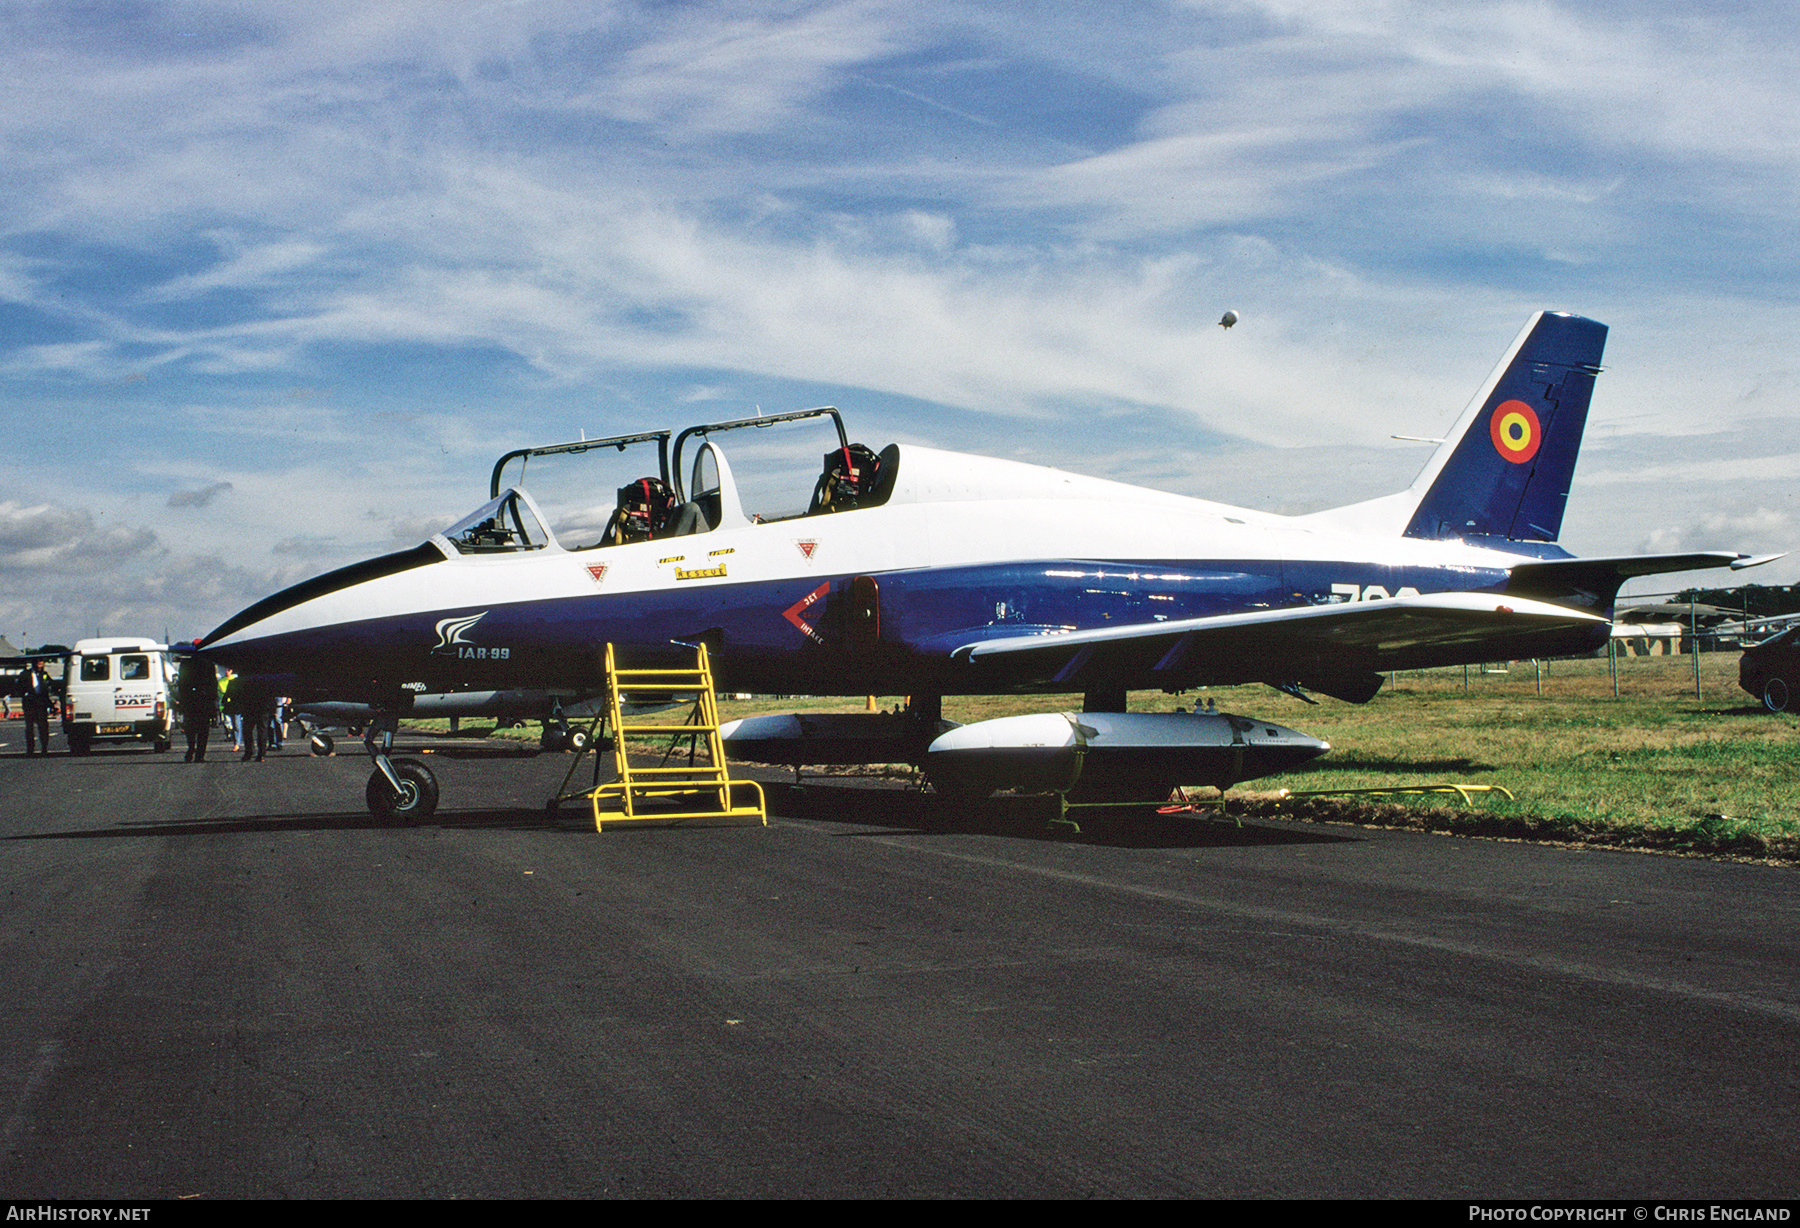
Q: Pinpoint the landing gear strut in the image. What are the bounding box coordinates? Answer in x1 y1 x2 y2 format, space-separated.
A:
363 712 439 820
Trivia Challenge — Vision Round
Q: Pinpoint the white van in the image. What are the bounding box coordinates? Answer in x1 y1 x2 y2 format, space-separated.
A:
62 638 176 755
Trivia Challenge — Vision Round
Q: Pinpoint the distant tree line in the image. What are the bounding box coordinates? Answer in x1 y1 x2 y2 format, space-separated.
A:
1675 583 1800 618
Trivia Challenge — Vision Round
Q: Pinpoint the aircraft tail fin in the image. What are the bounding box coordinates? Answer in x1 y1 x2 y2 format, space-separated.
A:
1399 310 1608 545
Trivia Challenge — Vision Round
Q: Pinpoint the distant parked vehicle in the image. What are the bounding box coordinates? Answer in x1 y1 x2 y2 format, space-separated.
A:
1738 626 1800 712
61 637 175 754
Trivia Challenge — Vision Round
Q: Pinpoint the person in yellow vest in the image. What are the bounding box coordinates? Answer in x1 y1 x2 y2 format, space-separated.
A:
219 668 242 753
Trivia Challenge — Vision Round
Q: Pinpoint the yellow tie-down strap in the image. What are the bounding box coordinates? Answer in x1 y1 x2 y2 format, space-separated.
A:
590 778 768 832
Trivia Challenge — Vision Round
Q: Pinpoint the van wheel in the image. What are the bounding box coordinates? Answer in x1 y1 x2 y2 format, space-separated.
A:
1764 677 1789 713
366 758 439 820
68 736 90 756
154 738 172 753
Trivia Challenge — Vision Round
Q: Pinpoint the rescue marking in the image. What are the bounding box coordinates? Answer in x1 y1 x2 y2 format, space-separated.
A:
795 539 819 561
675 564 727 581
1490 399 1541 464
584 564 608 587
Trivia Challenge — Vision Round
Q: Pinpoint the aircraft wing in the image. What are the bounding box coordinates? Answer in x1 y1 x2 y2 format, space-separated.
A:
952 591 1611 703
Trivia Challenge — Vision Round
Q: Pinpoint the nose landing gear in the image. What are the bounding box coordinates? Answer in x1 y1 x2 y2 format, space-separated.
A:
363 712 440 820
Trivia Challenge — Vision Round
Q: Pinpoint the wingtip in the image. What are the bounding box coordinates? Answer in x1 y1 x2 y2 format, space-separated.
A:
1731 553 1787 571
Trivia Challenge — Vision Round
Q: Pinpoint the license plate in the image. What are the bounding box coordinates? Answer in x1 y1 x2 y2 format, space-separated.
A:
99 724 131 735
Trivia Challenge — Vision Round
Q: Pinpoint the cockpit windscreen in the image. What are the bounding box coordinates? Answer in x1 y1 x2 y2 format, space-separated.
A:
439 490 553 555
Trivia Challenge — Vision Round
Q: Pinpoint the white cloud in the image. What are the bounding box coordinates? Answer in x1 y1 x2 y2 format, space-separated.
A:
0 502 161 574
592 1 911 137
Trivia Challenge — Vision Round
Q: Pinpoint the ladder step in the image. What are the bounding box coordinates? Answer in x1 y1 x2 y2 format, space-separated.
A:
580 641 766 833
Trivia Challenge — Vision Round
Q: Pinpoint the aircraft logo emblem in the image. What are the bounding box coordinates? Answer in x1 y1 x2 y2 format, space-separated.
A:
432 611 487 654
585 564 608 587
1490 400 1541 464
795 539 818 562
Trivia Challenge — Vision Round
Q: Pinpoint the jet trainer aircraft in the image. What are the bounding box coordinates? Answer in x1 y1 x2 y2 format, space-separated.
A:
198 310 1769 817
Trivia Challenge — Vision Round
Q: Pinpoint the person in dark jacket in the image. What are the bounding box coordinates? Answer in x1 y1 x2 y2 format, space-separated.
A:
176 655 219 763
21 660 53 756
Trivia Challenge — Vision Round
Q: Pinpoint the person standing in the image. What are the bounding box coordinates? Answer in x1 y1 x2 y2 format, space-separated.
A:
176 656 218 763
21 660 52 756
219 668 242 752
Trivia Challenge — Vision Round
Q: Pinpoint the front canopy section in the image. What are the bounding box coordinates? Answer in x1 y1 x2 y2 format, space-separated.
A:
437 488 557 555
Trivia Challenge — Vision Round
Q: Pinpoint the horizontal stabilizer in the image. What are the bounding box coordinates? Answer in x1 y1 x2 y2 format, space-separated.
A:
955 591 1611 699
1506 552 1774 611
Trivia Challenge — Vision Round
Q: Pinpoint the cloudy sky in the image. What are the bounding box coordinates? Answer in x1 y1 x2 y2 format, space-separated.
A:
3 0 1799 644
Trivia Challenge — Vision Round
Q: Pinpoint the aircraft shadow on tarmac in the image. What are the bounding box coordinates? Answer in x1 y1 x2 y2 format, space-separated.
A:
6 781 1357 850
758 781 1357 850
3 806 582 840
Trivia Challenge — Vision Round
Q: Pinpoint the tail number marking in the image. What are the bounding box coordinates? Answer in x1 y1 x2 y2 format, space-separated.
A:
1332 584 1421 602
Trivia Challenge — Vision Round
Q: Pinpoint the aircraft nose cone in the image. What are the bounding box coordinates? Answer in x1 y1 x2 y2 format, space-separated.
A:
201 542 445 653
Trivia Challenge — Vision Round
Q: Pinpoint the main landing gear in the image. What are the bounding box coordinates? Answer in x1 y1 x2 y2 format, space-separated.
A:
363 712 439 820
539 719 590 753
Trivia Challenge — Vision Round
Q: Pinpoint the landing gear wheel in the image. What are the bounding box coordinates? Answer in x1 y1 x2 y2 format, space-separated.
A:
1765 677 1789 713
566 727 591 754
366 758 439 820
310 733 335 756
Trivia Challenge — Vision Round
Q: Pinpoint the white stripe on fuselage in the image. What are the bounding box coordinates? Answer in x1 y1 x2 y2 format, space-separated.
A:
210 442 1536 648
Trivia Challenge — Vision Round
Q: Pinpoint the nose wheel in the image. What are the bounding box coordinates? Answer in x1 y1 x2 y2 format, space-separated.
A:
366 757 439 820
361 711 440 820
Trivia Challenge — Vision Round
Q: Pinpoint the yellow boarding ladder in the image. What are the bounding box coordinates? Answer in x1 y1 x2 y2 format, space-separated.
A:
580 642 766 832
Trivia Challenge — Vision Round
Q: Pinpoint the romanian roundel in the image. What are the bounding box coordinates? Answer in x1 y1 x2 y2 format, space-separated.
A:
1489 400 1541 464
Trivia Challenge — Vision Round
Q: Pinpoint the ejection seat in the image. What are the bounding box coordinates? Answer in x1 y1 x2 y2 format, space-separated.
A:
807 443 898 514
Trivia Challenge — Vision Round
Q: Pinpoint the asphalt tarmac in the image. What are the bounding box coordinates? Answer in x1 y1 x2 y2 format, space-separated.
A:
1 728 1796 1199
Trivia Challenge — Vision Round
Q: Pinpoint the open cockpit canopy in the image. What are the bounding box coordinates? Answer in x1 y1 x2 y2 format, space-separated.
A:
464 407 897 553
438 488 556 555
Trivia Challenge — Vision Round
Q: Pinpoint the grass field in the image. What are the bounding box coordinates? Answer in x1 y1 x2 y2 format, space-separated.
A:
411 648 1800 862
1189 652 1800 862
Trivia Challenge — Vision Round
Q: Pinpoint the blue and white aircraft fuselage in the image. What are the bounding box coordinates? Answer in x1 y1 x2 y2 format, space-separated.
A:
199 311 1764 814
